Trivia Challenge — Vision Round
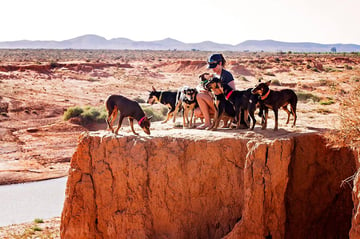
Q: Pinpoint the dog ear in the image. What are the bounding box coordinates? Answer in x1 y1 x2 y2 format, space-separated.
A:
266 80 271 86
152 86 156 92
199 72 212 81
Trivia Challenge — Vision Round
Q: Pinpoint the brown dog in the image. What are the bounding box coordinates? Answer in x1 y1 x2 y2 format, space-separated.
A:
251 80 297 131
105 94 151 135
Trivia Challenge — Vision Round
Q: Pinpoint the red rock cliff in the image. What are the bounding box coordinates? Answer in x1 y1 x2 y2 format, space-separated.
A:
61 131 356 239
349 150 360 239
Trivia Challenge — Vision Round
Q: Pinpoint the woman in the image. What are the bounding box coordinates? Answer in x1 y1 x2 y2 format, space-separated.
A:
195 53 236 129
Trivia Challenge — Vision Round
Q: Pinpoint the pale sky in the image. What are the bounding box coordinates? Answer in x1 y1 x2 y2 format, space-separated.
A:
2 0 359 45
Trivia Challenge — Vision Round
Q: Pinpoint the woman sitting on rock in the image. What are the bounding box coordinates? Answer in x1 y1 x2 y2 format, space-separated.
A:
195 53 236 129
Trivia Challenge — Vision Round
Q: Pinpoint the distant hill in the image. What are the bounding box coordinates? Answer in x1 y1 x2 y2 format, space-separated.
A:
0 34 359 52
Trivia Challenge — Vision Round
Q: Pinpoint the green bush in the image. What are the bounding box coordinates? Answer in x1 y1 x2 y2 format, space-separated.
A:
81 106 100 121
297 91 321 102
63 106 106 123
32 225 43 232
64 104 168 124
63 106 83 121
34 218 44 223
142 104 166 122
319 98 335 105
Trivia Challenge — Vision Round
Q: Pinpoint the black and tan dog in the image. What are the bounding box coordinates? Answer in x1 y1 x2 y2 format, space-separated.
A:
105 94 151 135
205 77 236 130
147 86 178 123
251 80 297 131
174 86 198 128
220 83 258 129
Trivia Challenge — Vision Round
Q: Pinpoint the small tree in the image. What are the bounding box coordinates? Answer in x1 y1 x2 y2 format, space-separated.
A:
330 47 337 53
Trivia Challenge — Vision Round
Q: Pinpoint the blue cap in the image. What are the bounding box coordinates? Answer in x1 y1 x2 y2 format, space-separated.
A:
207 54 222 68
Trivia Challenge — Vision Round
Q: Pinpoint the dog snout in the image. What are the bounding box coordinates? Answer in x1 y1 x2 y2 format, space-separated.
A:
142 127 151 135
251 88 261 95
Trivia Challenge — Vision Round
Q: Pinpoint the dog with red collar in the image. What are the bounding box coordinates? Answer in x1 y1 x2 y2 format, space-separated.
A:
205 77 236 130
221 83 260 130
251 80 297 131
105 94 152 135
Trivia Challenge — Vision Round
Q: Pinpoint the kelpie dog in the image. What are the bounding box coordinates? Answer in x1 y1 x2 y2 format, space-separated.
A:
105 94 151 135
199 72 212 88
205 77 236 130
147 86 178 123
220 83 259 129
175 86 198 128
251 80 297 131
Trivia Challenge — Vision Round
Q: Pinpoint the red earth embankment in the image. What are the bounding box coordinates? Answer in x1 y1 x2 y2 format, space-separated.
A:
61 130 356 239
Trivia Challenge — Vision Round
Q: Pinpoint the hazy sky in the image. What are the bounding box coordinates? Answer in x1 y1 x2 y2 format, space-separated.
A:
2 0 359 45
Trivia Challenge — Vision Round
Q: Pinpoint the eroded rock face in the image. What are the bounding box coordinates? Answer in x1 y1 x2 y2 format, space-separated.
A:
349 150 360 239
61 132 356 239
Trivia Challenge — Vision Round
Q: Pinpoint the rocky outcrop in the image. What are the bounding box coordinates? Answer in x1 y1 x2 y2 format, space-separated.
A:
61 131 356 239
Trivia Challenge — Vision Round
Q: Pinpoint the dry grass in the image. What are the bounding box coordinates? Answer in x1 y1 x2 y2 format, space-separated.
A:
326 82 360 148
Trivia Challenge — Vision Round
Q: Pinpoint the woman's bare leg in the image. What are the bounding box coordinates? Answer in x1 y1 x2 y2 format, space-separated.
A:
196 92 215 129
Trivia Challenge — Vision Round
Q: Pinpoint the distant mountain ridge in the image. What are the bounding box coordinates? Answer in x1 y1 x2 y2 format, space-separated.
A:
0 34 359 52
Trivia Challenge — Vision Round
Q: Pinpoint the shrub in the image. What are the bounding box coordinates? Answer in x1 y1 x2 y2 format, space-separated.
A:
81 106 101 122
351 76 360 83
264 72 276 77
133 96 146 103
271 79 281 86
326 82 360 148
34 218 44 223
311 67 320 73
63 106 83 121
142 104 166 122
344 64 353 70
319 98 335 105
32 225 43 232
296 91 321 102
240 76 248 82
63 106 106 123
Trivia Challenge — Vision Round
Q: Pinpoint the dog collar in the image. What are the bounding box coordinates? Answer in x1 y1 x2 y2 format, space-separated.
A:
138 116 146 125
226 90 233 100
261 90 270 100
